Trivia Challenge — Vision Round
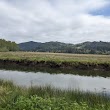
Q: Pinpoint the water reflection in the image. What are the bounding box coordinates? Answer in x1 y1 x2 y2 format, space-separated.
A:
0 63 110 77
0 70 110 94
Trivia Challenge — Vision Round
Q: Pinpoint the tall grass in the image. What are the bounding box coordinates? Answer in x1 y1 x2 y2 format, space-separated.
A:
0 80 110 110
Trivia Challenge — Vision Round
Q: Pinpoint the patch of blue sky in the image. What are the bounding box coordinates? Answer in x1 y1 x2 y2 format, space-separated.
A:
90 4 110 16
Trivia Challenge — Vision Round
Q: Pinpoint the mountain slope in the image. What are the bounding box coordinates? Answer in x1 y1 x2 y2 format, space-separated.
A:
75 41 110 54
36 41 74 53
19 41 41 51
18 41 110 54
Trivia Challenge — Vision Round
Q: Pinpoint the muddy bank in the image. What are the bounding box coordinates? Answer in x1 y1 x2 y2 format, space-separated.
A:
0 59 110 71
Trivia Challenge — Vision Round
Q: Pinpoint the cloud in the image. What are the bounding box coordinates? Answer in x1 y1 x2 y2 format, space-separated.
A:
0 0 110 43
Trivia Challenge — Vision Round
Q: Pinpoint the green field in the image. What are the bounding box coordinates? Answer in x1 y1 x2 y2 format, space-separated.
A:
0 52 110 70
0 80 110 110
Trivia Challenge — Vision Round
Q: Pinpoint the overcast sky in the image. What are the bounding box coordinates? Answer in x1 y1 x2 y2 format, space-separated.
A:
0 0 110 43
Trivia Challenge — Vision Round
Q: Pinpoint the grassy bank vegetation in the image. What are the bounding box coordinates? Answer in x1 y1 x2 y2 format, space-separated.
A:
0 52 110 70
0 80 110 110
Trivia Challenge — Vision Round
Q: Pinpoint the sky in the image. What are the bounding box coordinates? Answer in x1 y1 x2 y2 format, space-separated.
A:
0 0 110 44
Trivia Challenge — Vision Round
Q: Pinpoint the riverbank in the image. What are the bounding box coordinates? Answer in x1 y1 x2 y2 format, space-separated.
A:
0 52 110 70
0 80 110 110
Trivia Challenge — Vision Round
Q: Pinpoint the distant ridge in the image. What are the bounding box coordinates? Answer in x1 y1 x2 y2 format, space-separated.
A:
18 41 110 54
19 41 41 51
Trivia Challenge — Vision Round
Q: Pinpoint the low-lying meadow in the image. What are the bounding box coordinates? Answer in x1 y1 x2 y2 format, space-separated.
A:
0 52 110 70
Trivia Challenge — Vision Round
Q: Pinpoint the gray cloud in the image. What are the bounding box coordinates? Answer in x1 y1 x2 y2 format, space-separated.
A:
0 0 110 43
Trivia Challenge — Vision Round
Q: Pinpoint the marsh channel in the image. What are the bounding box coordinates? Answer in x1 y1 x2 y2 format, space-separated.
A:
0 64 110 96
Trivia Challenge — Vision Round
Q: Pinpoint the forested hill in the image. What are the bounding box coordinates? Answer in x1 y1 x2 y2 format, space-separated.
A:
19 41 74 52
19 41 41 51
0 39 19 52
19 41 110 54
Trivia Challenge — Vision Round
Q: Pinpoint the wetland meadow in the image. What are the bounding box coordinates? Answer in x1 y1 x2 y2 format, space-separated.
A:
0 52 110 109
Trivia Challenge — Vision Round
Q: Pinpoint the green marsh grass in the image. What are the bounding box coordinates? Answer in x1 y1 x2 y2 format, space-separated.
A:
0 52 110 71
0 52 110 63
0 80 110 110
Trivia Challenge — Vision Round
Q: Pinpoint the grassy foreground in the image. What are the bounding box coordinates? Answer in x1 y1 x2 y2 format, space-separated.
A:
0 52 110 70
0 80 110 110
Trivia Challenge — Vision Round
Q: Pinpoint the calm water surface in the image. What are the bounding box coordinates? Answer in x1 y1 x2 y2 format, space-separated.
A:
0 69 110 94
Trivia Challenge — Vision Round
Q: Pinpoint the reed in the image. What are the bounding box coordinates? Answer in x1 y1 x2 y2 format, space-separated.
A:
0 80 110 110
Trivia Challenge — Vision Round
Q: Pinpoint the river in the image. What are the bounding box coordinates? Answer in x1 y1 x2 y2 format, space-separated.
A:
0 69 110 94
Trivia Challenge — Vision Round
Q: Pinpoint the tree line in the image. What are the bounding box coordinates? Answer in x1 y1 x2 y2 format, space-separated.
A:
0 39 19 52
1 39 110 54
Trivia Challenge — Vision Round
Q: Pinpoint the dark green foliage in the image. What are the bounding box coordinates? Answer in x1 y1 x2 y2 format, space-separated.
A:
4 95 110 110
19 41 110 54
0 39 19 52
